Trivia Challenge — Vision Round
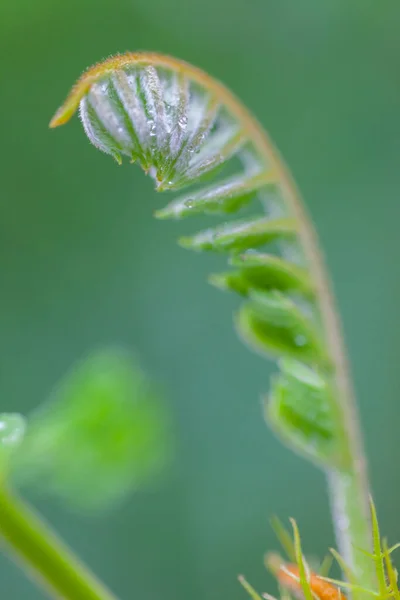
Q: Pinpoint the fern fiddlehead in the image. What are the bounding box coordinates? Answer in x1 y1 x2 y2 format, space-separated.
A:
50 53 375 595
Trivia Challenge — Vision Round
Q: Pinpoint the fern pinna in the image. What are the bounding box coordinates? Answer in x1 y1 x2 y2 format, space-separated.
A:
50 53 374 594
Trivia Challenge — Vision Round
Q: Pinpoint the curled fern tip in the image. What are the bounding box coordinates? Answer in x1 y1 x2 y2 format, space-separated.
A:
51 51 375 587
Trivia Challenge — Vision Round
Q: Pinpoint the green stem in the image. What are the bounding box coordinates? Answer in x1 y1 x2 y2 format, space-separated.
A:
0 486 118 600
177 61 376 585
254 131 375 593
327 469 373 590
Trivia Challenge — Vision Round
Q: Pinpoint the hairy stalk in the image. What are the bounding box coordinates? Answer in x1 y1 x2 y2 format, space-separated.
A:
257 134 372 586
50 53 375 595
0 486 118 600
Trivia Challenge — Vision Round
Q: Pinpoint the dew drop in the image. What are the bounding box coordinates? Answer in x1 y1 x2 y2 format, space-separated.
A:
184 199 194 208
178 115 188 129
295 335 307 347
0 413 26 449
147 119 157 137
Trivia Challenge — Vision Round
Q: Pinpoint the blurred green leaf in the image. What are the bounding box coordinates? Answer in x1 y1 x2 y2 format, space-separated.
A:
229 252 314 299
209 270 251 295
178 217 296 252
11 349 172 510
265 359 345 468
154 172 272 219
209 252 314 298
235 291 329 366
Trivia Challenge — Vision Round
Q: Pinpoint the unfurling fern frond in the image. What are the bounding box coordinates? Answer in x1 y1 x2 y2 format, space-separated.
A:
50 53 373 585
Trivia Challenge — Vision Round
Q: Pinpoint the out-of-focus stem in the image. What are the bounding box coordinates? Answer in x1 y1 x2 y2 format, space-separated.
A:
0 486 118 600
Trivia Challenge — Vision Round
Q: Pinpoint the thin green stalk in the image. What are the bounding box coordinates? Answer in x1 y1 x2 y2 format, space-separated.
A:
0 486 118 600
327 470 373 592
260 137 375 592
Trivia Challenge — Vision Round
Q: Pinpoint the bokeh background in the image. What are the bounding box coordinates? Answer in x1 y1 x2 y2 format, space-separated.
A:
1 0 400 598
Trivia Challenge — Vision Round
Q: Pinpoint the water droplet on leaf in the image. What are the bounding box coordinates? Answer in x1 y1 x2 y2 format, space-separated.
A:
295 335 307 347
99 82 108 94
178 115 188 129
147 119 157 137
0 414 26 449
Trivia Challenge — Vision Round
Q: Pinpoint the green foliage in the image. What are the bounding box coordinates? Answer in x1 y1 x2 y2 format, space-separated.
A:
209 252 314 297
179 217 297 252
228 253 315 298
265 359 345 468
11 349 171 510
257 501 400 600
155 172 275 219
291 518 314 600
238 575 263 600
50 55 338 470
50 54 375 589
236 291 329 366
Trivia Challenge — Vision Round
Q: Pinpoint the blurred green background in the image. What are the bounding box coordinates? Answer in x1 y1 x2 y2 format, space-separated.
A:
1 0 400 598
